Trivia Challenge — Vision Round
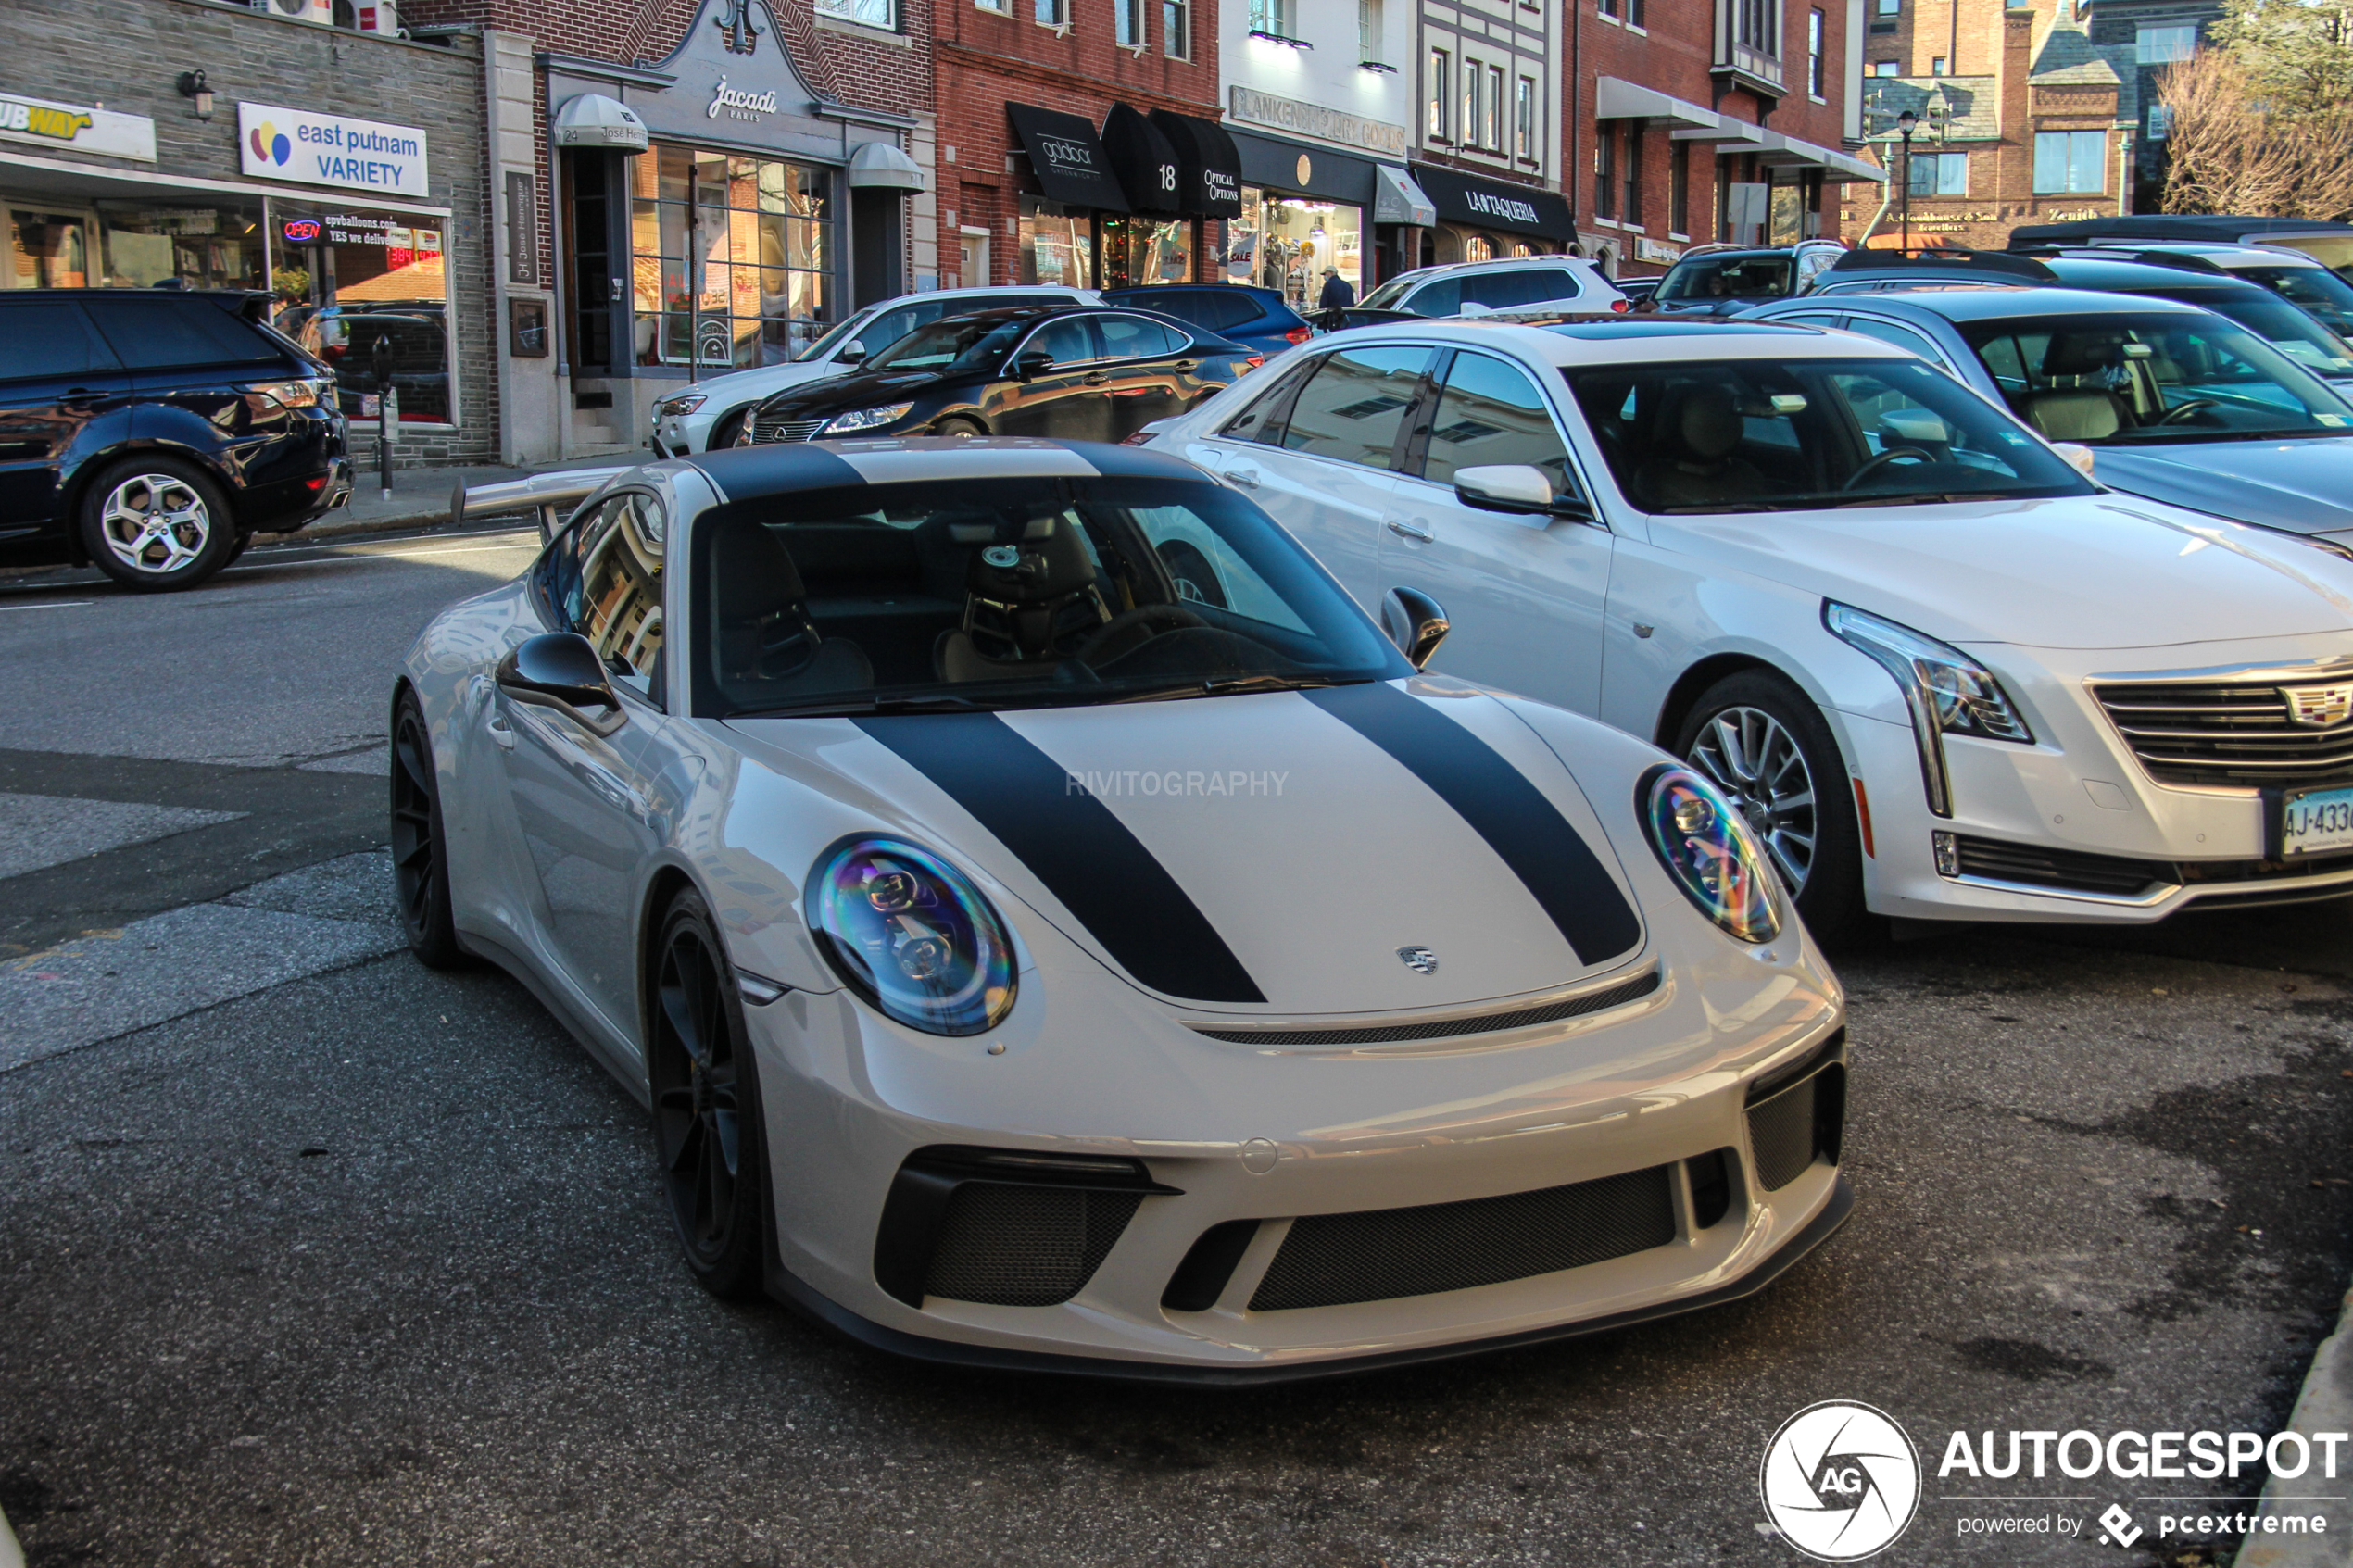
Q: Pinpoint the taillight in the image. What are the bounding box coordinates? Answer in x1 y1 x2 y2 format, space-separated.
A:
1612 298 1630 313
1243 355 1265 369
1285 326 1311 344
1119 430 1153 445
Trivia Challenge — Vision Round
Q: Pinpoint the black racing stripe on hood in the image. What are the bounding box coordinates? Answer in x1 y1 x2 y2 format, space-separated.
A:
854 713 1266 1004
1303 684 1642 967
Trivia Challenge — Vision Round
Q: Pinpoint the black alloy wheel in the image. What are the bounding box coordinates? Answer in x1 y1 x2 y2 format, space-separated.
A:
649 889 768 1298
931 416 987 439
390 692 465 967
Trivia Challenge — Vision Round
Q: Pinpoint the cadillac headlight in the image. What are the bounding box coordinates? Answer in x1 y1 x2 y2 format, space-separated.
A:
656 392 708 417
1824 601 2032 817
1640 767 1780 944
821 402 914 435
809 836 1015 1036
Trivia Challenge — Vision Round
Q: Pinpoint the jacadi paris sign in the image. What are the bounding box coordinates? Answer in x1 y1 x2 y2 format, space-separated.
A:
238 103 429 197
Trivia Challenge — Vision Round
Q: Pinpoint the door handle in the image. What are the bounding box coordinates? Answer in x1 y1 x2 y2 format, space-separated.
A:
1387 519 1436 543
58 388 105 409
1174 359 1199 372
1083 370 1110 385
1223 464 1260 489
487 712 516 750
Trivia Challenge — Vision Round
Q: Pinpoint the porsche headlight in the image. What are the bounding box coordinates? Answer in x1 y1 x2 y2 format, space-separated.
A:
1640 767 1780 945
656 392 708 417
1824 601 2032 818
821 402 914 435
809 836 1016 1035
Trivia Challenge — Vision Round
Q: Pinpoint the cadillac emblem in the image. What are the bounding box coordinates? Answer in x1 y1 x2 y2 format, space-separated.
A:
2286 684 2353 728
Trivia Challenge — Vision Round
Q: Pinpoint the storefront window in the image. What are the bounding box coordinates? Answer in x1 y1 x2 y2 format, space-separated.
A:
1462 232 1494 263
10 201 265 291
1227 187 1361 311
1019 204 1094 287
629 145 831 369
275 207 454 425
1099 215 1190 288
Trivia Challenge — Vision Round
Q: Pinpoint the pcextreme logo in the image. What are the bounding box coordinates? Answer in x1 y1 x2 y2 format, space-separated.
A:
1760 1401 1923 1562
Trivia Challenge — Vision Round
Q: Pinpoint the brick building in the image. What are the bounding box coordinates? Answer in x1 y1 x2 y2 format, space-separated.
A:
1571 0 1884 276
1856 0 2135 251
935 0 1226 295
1408 0 1579 267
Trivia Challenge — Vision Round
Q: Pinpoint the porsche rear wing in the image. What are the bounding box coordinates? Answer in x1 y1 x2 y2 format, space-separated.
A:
447 466 631 544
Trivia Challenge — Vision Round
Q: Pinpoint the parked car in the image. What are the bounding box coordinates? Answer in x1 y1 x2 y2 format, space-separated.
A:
1806 249 2353 385
1145 315 2353 935
0 288 349 591
2008 215 2353 281
1614 276 1661 308
1743 285 2353 542
1100 283 1314 358
739 305 1261 447
651 284 1100 456
1650 242 1846 315
1355 257 1627 319
394 438 1853 1379
2014 240 2353 342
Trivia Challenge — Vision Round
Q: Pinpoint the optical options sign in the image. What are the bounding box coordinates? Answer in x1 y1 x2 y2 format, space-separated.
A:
237 102 429 196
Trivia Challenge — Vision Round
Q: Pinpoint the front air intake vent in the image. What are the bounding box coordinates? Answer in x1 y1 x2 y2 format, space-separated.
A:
1745 1055 1847 1192
923 1185 1142 1307
1248 1165 1678 1311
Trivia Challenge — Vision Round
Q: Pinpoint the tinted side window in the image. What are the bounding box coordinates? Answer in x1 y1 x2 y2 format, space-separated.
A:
1279 345 1433 470
1841 316 1947 364
1023 317 1098 367
1098 315 1187 359
573 493 667 693
1218 358 1316 445
1420 351 1577 497
1405 278 1463 316
0 303 109 380
88 296 282 370
852 302 946 354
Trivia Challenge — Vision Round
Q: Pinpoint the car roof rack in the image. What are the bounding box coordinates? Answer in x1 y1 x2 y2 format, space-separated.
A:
1826 245 2057 282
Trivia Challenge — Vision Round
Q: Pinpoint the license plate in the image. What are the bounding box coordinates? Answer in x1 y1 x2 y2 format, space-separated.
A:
2280 784 2353 857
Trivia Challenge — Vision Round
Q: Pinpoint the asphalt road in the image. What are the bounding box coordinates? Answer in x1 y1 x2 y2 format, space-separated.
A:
1 529 2349 1568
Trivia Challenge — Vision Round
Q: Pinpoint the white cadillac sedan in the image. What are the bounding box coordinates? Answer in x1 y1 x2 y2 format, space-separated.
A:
1142 317 2353 938
392 438 1851 1381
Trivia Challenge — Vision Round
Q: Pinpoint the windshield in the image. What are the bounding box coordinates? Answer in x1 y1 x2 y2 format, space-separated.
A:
2204 296 2353 378
2234 265 2353 335
863 315 1032 374
2268 236 2353 281
1957 312 2353 444
691 475 1410 720
1656 256 1793 303
1565 356 2096 513
1360 273 1416 309
793 312 869 363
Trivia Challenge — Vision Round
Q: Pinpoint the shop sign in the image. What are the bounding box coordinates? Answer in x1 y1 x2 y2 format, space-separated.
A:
1227 86 1407 158
1634 236 1682 265
709 78 779 121
237 102 429 197
0 91 156 162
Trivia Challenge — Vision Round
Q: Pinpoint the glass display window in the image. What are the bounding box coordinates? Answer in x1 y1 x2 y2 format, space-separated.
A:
630 144 832 369
274 204 455 425
1100 215 1191 289
1227 187 1360 311
1019 203 1094 287
10 202 264 292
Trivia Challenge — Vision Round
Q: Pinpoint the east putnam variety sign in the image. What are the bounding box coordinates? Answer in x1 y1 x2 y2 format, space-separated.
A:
0 91 156 162
237 102 429 197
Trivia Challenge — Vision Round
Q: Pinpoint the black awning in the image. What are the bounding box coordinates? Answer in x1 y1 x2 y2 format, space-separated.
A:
1411 164 1575 243
1149 109 1243 219
1100 103 1185 217
1007 103 1129 212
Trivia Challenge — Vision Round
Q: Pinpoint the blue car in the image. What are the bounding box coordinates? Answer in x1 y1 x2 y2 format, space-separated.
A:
1100 283 1313 358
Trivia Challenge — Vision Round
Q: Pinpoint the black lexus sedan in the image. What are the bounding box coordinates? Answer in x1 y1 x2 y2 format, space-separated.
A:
737 305 1261 446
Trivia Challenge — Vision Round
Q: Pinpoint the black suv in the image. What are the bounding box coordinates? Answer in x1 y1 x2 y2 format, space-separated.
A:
0 289 352 591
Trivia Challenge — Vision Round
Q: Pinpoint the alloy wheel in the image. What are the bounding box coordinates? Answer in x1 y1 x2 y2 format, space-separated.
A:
97 472 212 575
389 709 439 937
1688 705 1818 894
653 923 741 1262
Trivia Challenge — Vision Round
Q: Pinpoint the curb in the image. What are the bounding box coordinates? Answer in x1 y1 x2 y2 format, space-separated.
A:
2233 1278 2353 1566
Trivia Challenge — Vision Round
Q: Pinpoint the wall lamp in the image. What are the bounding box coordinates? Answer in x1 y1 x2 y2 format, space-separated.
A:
1360 59 1397 72
1248 28 1313 48
177 69 214 120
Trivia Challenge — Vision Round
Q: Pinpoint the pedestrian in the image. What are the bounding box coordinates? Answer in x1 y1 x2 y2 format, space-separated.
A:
1316 266 1355 312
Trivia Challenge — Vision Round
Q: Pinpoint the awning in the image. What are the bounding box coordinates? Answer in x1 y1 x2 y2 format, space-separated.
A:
1100 103 1184 217
1773 131 1886 183
552 93 649 152
1409 164 1574 243
1149 108 1243 218
1006 103 1129 212
847 141 927 192
1593 77 1721 132
1374 163 1436 226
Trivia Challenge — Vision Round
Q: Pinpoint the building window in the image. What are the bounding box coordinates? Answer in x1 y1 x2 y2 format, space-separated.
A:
1516 76 1537 159
1628 0 1645 27
1359 0 1380 62
629 145 833 370
1623 123 1643 223
1600 0 1619 20
1462 60 1481 148
1116 0 1144 45
1595 126 1616 220
1871 59 1900 75
1739 0 1784 56
1487 65 1504 147
2146 102 2174 141
815 0 895 26
1931 56 1947 73
2136 23 2197 63
2033 130 2107 194
1670 140 1690 233
1249 0 1291 31
1035 0 1065 21
1428 48 1450 138
1875 0 1899 14
1906 150 1969 194
975 0 1009 10
1808 9 1826 94
283 209 453 423
1164 0 1189 55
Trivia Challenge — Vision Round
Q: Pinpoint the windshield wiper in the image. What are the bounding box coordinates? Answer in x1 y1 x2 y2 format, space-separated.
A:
1831 491 2021 508
1106 672 1369 704
729 692 993 720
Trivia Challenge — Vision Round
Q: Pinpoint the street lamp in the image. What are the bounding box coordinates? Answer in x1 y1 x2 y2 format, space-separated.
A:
1897 108 1919 252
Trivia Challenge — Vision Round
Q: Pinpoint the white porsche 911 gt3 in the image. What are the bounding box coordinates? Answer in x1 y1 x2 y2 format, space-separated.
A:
395 437 1851 1382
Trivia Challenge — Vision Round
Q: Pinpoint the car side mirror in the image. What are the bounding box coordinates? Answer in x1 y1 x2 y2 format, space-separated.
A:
2051 441 2096 479
1453 464 1595 525
496 632 625 735
1381 585 1450 671
837 341 867 365
1013 348 1055 382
